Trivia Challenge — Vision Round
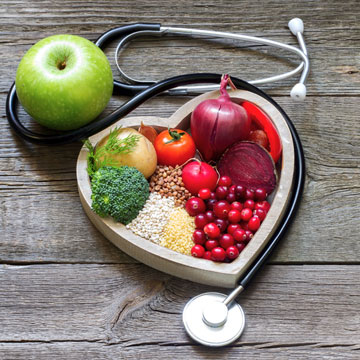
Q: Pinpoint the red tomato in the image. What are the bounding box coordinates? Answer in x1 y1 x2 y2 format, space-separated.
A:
154 128 196 167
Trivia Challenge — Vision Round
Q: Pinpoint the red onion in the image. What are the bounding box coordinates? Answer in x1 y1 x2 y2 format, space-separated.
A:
190 75 251 161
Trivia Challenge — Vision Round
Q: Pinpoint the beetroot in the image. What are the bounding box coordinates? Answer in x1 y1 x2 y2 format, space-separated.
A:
217 141 277 194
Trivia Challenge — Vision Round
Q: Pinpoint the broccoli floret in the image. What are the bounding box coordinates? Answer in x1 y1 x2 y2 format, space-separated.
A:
91 166 149 225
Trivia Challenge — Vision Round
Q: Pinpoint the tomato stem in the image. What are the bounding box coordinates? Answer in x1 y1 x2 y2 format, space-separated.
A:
165 126 185 144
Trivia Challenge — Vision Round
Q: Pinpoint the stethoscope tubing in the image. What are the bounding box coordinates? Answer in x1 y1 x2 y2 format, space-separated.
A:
114 25 309 93
237 96 305 290
6 73 297 145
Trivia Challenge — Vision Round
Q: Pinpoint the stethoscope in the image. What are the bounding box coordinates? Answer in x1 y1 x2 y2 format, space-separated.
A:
6 18 308 346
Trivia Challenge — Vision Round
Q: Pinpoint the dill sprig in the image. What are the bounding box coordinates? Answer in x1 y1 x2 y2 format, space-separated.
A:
83 127 140 178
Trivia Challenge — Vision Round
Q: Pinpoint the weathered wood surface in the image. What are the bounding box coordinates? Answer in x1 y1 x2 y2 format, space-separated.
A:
0 0 360 358
0 264 360 359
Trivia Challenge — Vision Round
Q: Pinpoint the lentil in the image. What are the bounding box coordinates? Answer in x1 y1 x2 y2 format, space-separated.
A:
149 165 192 207
160 207 195 255
126 193 175 244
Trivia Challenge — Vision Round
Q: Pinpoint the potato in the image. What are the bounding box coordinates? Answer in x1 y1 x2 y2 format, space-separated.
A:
96 127 157 178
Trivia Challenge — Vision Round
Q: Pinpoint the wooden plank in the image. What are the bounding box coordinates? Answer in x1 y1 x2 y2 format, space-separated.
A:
1 0 360 96
0 342 359 360
0 96 359 263
0 264 359 347
1 38 359 97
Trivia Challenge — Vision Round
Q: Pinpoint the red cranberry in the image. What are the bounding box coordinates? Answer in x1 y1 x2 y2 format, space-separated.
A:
229 185 236 194
206 199 217 211
228 209 242 224
255 188 268 201
205 210 216 223
192 229 207 245
198 188 211 200
248 216 261 231
245 188 255 200
231 201 243 211
191 244 205 258
235 185 246 200
241 221 249 231
204 223 221 239
240 208 253 222
203 251 212 260
213 200 231 219
243 199 255 210
219 233 234 249
209 192 217 200
214 218 228 233
215 186 229 199
255 201 271 213
185 197 206 216
227 223 241 235
194 214 209 229
236 242 246 253
233 228 247 242
226 193 236 203
211 247 226 262
218 176 232 187
245 230 254 242
205 239 219 251
226 245 239 260
253 208 266 221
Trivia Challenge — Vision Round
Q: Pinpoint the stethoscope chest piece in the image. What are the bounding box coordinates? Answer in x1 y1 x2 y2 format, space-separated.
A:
182 292 245 346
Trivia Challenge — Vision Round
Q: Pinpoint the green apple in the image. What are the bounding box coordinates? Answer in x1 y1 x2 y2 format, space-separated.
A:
15 34 113 131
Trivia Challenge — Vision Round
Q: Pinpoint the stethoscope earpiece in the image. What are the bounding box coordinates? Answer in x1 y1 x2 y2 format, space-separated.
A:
288 17 304 35
291 83 307 101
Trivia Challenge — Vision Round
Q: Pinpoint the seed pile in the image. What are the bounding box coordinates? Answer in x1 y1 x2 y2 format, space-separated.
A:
149 165 192 207
126 193 175 244
160 207 195 255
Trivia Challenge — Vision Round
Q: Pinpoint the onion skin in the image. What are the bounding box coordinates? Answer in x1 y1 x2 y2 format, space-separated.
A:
190 75 250 161
138 122 158 144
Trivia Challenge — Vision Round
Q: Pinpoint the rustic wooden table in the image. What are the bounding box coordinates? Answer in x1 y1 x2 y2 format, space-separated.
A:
1 1 359 359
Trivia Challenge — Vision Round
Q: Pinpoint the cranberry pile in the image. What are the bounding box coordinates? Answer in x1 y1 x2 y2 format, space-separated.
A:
185 176 271 262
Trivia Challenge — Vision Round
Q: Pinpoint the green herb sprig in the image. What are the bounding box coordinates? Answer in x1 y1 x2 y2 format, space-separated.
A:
83 127 140 179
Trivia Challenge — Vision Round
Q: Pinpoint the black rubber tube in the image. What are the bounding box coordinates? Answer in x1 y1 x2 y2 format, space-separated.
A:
6 73 284 145
239 107 305 288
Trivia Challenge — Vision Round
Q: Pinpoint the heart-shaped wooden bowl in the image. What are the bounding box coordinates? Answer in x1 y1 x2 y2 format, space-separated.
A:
77 89 294 288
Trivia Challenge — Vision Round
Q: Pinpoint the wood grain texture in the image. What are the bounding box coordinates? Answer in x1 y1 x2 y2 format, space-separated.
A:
1 0 360 358
1 343 360 360
0 264 359 359
0 0 360 97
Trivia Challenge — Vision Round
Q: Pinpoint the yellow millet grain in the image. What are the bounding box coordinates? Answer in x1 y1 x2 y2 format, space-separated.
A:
160 207 195 255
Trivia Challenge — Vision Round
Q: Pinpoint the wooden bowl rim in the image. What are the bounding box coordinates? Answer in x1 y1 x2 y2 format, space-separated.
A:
76 89 295 287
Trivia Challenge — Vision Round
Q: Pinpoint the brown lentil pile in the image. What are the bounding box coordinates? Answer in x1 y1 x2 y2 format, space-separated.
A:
149 165 192 207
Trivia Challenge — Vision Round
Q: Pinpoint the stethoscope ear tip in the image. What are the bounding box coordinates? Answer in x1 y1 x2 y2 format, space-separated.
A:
288 18 304 35
290 83 306 101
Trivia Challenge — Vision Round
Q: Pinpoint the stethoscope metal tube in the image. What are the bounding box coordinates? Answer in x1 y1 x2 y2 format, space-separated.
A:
114 18 309 99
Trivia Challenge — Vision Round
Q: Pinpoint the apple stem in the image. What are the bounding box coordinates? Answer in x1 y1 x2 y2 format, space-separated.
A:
57 60 67 70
